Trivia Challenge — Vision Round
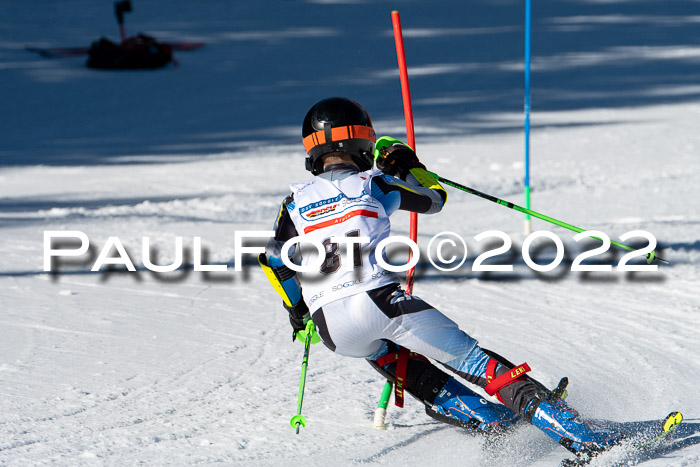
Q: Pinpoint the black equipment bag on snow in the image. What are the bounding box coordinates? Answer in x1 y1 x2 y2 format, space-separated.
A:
86 34 172 69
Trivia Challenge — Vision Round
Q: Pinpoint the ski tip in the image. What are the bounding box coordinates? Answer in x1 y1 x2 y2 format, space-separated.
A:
663 412 683 432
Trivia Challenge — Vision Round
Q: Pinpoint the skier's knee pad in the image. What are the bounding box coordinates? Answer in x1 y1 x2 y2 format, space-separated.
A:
368 350 450 405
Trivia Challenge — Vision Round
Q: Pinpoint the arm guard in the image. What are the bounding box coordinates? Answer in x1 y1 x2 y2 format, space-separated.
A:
258 253 299 307
259 194 303 308
371 170 447 215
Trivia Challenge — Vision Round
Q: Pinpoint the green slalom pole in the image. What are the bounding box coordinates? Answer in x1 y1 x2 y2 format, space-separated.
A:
290 321 315 434
428 171 667 264
373 380 393 429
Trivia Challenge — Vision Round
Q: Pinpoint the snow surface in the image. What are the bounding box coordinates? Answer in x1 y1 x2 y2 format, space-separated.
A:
1 0 699 465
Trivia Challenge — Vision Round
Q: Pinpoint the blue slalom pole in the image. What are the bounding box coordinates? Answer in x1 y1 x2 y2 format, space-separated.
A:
524 0 532 234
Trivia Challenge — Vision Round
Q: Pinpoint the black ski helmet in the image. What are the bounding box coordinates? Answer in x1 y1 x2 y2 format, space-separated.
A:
302 97 376 175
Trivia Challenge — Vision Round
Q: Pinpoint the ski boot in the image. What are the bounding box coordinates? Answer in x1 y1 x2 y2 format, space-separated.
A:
525 397 623 460
427 377 520 434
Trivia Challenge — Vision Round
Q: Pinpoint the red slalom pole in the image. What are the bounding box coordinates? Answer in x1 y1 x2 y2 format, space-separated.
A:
373 10 418 427
391 10 418 295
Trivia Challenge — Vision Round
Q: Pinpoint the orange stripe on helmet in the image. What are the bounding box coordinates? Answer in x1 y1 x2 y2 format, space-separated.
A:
302 125 376 153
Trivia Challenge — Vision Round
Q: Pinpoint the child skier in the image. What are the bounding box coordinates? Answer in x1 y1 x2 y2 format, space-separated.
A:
259 96 619 458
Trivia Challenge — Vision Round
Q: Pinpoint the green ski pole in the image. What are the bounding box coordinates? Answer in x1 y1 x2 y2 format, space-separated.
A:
290 321 315 434
428 171 667 264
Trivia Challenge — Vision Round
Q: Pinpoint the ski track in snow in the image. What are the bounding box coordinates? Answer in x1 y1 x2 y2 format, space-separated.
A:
1 0 700 465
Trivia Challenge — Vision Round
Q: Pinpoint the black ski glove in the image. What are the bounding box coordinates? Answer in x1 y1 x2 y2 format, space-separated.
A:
376 142 426 180
283 300 310 342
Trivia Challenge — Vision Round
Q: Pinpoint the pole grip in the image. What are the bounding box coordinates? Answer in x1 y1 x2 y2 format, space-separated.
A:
391 10 419 294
